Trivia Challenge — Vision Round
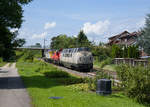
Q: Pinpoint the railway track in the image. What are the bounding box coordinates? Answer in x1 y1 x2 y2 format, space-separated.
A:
52 64 96 78
41 58 95 78
42 58 116 78
42 58 121 85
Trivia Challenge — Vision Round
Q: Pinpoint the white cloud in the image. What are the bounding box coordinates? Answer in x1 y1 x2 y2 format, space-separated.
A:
32 32 47 39
82 20 110 35
10 28 18 33
136 19 145 28
73 35 77 37
44 22 56 30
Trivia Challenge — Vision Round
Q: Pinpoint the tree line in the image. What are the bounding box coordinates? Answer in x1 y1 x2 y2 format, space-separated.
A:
50 30 92 49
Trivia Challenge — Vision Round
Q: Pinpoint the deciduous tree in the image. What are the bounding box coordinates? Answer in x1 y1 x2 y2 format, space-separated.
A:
0 0 32 60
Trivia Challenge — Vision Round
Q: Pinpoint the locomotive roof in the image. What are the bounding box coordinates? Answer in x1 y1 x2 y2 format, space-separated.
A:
62 47 90 53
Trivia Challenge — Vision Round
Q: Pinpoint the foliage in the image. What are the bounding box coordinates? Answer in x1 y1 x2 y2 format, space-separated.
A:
92 46 111 62
127 45 140 58
0 0 32 61
99 58 113 68
13 38 26 47
22 49 39 62
77 30 91 47
50 31 91 49
30 43 42 48
111 45 123 58
111 45 140 58
35 43 42 48
116 64 150 104
0 0 32 28
57 77 85 85
86 71 112 91
99 42 105 46
50 34 77 49
137 14 150 55
44 70 70 78
0 57 3 63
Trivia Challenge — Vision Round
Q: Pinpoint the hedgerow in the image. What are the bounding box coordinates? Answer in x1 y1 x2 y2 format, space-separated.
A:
116 65 150 104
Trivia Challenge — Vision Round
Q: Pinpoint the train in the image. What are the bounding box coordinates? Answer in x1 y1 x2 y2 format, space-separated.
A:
43 47 93 71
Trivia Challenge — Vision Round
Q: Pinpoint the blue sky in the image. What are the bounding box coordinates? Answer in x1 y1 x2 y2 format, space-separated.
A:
17 0 150 46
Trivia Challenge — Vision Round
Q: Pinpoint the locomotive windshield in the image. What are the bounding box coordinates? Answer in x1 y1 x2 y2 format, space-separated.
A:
78 47 90 52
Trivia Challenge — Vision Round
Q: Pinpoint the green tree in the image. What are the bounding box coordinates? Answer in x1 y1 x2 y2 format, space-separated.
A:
77 30 91 47
137 14 150 55
0 0 32 60
50 31 92 49
98 42 105 46
35 43 42 48
50 34 77 49
111 45 123 58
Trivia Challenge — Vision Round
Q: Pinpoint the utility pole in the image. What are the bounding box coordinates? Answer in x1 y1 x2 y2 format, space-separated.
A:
44 38 46 50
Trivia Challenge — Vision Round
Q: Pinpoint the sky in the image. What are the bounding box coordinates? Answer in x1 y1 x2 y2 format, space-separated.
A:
17 0 150 46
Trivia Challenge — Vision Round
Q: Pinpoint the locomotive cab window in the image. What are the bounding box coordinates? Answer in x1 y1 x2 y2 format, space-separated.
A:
78 47 90 52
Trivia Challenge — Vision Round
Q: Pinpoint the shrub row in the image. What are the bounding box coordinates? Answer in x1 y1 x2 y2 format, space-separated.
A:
116 65 150 104
111 45 140 58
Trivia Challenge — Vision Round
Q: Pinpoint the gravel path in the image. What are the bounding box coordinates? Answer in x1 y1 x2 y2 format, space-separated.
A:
0 63 31 107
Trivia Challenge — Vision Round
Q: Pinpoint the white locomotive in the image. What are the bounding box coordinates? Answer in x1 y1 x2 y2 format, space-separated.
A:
44 47 93 71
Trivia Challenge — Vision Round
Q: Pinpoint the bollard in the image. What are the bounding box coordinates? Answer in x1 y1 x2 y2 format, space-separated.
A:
96 79 112 95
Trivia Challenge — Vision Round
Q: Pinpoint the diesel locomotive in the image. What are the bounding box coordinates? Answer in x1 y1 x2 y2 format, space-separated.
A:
44 47 93 71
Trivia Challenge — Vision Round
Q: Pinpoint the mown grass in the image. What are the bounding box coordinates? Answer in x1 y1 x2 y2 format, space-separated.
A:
17 61 145 107
103 65 117 72
94 59 117 72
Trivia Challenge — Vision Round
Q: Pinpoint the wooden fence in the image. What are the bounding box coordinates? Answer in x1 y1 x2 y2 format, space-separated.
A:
113 58 148 67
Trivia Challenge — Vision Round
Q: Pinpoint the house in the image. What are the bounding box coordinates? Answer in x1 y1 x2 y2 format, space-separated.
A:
108 31 141 46
108 31 149 57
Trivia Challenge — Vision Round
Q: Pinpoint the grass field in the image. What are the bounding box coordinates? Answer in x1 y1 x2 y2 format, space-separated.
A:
17 61 145 107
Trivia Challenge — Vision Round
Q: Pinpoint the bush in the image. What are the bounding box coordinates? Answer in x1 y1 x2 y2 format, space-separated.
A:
21 49 41 62
44 70 70 78
0 57 3 62
111 45 140 58
111 45 123 58
116 65 150 104
92 46 111 62
99 58 113 68
58 77 85 85
86 71 112 91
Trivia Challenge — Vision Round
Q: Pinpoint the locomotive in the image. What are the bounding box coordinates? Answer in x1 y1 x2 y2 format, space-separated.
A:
44 47 93 71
